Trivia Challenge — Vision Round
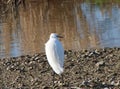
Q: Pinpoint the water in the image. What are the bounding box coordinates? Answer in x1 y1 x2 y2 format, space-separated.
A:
0 0 120 58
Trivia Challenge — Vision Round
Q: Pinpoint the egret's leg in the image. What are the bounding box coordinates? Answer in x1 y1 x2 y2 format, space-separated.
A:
52 71 55 87
61 74 64 86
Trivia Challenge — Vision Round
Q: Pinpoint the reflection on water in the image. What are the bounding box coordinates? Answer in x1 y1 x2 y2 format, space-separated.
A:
81 3 120 47
0 0 120 58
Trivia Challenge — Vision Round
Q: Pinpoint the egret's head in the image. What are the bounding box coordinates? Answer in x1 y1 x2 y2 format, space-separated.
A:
50 33 63 39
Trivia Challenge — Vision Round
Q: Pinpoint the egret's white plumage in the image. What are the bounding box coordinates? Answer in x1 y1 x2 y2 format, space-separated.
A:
45 33 64 75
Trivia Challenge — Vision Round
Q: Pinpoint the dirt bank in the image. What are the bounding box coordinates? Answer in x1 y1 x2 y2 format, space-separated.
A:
0 48 120 89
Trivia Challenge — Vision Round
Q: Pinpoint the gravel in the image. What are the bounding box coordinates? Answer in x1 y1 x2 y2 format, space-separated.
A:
0 48 120 89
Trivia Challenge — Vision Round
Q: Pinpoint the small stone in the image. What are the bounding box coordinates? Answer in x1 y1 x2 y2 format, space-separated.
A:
34 57 40 61
81 80 90 87
104 87 109 89
28 67 33 70
96 61 105 67
6 67 10 70
112 81 120 86
88 52 93 57
42 86 50 89
5 61 11 66
58 81 62 86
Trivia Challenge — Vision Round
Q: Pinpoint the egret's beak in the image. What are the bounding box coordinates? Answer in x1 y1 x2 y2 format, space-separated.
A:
57 35 63 38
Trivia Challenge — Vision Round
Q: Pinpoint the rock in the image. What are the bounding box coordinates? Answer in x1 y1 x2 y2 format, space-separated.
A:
71 87 81 89
81 80 90 87
42 86 50 89
96 61 105 67
5 61 11 66
104 87 109 89
111 80 120 86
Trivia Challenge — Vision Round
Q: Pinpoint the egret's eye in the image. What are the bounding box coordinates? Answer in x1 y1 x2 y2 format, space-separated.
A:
57 35 63 38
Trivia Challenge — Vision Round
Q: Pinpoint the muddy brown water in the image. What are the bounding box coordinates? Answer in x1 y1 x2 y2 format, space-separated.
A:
0 0 120 58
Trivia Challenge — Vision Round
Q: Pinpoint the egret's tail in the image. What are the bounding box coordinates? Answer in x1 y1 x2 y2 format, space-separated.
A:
52 66 64 75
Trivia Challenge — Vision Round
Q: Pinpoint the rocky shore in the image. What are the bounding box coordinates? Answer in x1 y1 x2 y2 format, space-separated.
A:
0 48 120 89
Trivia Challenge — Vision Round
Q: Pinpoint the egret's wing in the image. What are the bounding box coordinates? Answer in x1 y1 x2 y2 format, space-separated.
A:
45 39 64 74
54 40 64 67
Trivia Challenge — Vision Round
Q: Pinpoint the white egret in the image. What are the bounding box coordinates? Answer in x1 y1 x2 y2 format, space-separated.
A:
45 33 64 86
